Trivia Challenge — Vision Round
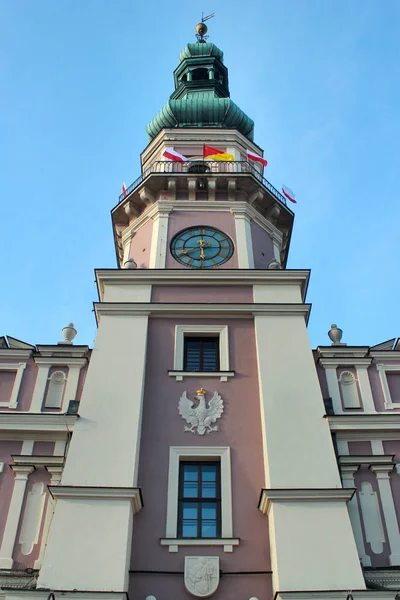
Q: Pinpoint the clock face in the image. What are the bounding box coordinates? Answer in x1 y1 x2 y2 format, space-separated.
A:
170 226 234 268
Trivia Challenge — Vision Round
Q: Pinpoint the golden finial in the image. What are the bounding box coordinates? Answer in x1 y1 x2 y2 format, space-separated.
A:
196 388 207 396
195 12 214 41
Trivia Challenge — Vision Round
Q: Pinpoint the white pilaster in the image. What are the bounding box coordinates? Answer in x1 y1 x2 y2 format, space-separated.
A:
0 465 34 568
38 311 149 591
324 366 342 414
34 465 63 569
62 365 83 412
231 208 254 268
254 313 364 592
272 235 281 264
30 365 50 412
371 464 400 565
149 206 171 268
341 465 371 566
0 363 27 409
356 366 376 413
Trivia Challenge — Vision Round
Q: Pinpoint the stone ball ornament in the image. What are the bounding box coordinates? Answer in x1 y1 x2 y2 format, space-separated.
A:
196 22 208 36
124 258 137 269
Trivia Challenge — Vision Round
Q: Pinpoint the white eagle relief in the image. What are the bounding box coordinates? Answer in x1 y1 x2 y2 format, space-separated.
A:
178 388 224 435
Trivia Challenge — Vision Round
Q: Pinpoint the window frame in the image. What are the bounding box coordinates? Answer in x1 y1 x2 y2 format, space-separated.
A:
161 446 238 553
177 461 221 539
377 364 400 409
169 325 234 382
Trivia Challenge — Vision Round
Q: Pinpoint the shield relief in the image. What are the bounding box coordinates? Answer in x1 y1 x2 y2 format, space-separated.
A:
184 556 220 598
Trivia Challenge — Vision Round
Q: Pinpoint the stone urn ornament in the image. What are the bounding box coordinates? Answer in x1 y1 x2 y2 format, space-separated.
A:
61 323 77 344
267 259 282 270
328 324 345 345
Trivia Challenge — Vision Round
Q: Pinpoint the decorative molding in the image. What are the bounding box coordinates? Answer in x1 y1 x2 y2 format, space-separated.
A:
45 370 67 409
0 462 3 473
48 485 143 513
168 370 234 382
164 447 234 552
319 357 372 367
377 364 400 409
12 455 65 468
338 370 361 409
327 413 400 432
0 413 78 433
184 556 219 598
34 357 87 367
160 538 239 553
359 481 385 554
96 268 310 302
258 488 354 515
178 389 223 435
338 455 395 468
0 362 27 409
276 591 395 600
0 349 32 360
174 325 229 371
364 567 400 590
19 481 46 555
95 302 311 322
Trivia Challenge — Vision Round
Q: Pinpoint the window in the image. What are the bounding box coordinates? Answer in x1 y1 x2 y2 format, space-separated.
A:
178 462 221 538
183 337 219 372
161 446 239 552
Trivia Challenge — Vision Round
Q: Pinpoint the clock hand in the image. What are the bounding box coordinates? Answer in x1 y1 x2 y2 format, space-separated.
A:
178 247 198 257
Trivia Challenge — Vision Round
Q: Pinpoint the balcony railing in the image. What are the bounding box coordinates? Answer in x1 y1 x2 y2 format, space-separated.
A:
118 160 288 206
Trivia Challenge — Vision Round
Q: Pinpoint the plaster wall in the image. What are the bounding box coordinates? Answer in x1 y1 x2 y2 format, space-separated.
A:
253 283 302 303
151 285 253 303
0 371 15 404
251 221 274 269
131 317 269 577
129 572 271 600
0 441 22 543
269 501 365 590
101 283 152 303
39 498 133 591
337 366 363 411
165 211 238 268
0 358 36 412
128 217 153 268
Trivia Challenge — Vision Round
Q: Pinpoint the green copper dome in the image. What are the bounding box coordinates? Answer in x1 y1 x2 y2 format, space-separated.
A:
178 42 224 62
146 40 254 141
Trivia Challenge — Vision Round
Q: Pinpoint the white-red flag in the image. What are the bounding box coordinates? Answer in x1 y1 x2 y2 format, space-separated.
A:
282 184 297 204
163 147 187 163
247 149 267 167
122 182 127 198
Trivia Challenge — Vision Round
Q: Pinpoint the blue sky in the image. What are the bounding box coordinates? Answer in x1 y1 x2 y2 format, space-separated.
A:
1 1 399 349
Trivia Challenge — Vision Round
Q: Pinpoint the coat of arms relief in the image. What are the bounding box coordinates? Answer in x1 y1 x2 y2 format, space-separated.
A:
184 556 220 598
178 388 224 435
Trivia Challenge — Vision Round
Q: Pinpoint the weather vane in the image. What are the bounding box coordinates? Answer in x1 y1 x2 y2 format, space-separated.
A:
195 12 215 42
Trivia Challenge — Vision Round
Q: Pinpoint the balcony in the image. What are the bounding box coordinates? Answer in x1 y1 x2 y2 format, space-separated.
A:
116 160 289 207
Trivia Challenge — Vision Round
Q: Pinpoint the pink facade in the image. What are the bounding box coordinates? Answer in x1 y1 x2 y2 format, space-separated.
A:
129 217 153 268
131 316 270 598
251 221 274 269
0 441 23 542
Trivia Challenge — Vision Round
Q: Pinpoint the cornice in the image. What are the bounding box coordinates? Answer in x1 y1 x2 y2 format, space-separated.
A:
372 352 400 361
94 302 311 322
3 591 128 600
275 591 394 600
96 269 311 301
327 413 400 432
258 488 354 515
0 349 32 360
34 356 88 368
12 454 65 468
319 357 372 368
317 346 370 359
338 455 395 467
36 345 90 358
49 485 143 513
0 413 78 433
